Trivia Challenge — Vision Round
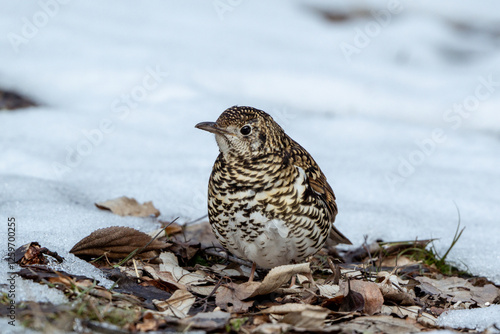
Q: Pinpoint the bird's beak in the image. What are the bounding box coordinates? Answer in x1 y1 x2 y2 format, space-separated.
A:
195 122 233 135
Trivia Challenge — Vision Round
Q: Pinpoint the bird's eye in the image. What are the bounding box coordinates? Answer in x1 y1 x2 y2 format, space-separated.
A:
240 125 252 136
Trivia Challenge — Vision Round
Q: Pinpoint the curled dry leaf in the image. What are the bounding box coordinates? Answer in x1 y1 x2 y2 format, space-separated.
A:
159 252 208 286
341 280 383 315
70 226 170 259
377 271 415 306
242 263 312 299
15 242 64 265
153 289 196 318
143 265 184 290
15 242 47 265
95 196 160 217
339 282 364 313
215 263 312 313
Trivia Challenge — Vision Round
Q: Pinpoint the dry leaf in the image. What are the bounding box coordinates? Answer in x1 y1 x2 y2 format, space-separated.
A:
159 252 208 286
341 280 383 315
317 284 341 299
241 263 312 299
252 323 292 334
280 305 329 329
95 196 160 217
0 89 37 110
188 284 217 297
340 315 423 333
381 305 437 326
179 221 221 249
143 265 184 290
415 276 500 307
179 311 231 332
339 281 364 313
147 222 183 238
262 304 329 315
70 226 170 259
15 242 64 265
379 255 416 267
153 289 196 318
211 264 246 278
136 311 164 332
377 271 415 305
216 282 255 312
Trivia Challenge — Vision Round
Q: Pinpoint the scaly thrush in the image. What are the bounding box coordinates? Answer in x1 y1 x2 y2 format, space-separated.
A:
196 106 351 279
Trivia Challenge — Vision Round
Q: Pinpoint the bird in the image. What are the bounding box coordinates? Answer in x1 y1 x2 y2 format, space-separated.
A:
195 106 351 281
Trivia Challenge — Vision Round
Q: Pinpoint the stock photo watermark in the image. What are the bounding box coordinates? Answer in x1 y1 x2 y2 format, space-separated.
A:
213 0 244 20
339 0 403 63
51 65 168 176
270 106 296 127
386 74 499 189
7 0 72 53
5 217 17 326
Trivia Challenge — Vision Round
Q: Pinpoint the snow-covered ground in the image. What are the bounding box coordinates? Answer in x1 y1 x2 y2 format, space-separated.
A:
1 0 499 331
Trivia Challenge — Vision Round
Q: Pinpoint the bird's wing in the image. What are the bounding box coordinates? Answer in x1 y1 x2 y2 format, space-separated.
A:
289 140 352 245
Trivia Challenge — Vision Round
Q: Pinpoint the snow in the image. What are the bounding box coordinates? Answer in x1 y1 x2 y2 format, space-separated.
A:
0 0 499 328
437 305 500 332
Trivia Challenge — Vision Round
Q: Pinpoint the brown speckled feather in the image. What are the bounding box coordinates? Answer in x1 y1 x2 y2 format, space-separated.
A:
288 139 352 245
196 106 352 270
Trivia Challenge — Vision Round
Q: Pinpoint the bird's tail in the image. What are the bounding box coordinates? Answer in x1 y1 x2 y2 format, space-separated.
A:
329 225 352 245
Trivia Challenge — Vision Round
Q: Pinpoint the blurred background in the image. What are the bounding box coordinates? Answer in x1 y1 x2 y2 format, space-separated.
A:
1 1 500 284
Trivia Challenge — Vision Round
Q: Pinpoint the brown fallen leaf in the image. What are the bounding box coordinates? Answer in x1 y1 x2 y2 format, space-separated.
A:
262 304 329 315
70 226 170 259
178 220 221 250
240 263 312 299
415 276 500 307
317 284 341 299
148 221 183 238
215 263 312 313
135 311 164 332
263 305 329 329
153 289 196 318
0 89 37 110
377 271 415 306
341 279 383 315
216 282 254 313
178 310 231 332
281 308 328 329
140 278 179 294
158 252 209 286
378 255 416 267
15 242 64 265
381 305 437 326
16 267 111 300
340 315 424 333
95 196 160 217
339 280 365 313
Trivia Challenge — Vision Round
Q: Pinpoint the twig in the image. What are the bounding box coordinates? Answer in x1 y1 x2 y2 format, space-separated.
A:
204 248 253 268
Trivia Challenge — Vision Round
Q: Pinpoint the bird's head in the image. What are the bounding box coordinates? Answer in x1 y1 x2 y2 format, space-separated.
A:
195 106 286 158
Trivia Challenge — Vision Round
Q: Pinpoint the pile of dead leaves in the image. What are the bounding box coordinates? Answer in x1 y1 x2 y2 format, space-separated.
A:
0 89 37 110
3 196 500 333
